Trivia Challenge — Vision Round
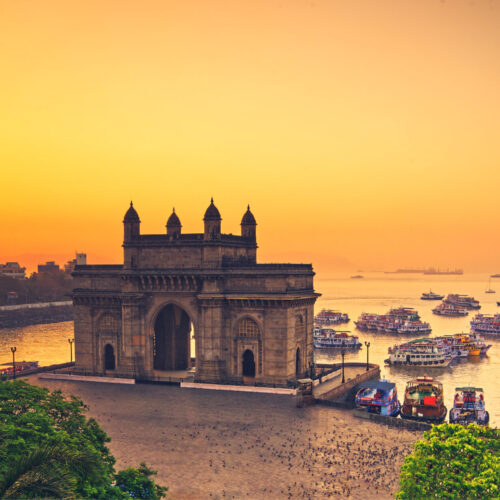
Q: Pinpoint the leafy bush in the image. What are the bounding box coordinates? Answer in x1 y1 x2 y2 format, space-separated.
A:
0 379 167 498
397 423 500 499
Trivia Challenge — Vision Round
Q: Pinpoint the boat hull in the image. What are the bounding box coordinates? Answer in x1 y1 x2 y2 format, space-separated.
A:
385 358 453 368
400 405 447 423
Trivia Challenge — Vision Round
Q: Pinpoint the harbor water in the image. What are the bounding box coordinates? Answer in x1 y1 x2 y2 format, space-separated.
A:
0 272 498 425
315 272 500 427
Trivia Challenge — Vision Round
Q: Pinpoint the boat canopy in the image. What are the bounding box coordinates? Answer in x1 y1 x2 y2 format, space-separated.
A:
358 381 395 391
455 387 483 392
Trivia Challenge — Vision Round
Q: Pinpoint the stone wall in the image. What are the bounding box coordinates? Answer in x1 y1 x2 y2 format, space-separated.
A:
0 302 73 329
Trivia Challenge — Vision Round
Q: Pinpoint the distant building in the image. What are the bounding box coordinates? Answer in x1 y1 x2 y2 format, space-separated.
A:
38 261 60 274
0 262 26 279
73 200 320 386
64 253 87 274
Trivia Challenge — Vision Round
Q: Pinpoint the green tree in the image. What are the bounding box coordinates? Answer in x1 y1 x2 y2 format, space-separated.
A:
0 379 167 499
397 423 500 499
115 463 167 500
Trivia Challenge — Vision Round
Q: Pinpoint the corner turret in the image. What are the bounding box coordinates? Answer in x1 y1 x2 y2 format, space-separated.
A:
203 198 221 240
123 201 140 242
166 208 182 238
241 205 257 242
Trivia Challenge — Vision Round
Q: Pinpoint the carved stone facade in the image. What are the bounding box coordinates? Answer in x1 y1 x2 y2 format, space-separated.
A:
73 200 319 385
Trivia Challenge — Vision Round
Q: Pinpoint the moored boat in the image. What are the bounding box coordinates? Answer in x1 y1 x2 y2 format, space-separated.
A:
432 302 469 317
355 307 430 335
0 360 39 376
386 338 453 367
449 387 489 426
443 294 481 310
400 376 447 422
485 278 495 294
470 313 500 338
421 290 444 300
314 309 350 325
313 329 361 349
354 380 400 416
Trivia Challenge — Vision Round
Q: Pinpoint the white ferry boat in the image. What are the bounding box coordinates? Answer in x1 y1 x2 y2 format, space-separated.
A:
314 309 349 325
470 314 500 337
386 339 453 367
432 302 469 317
313 329 361 349
443 294 481 310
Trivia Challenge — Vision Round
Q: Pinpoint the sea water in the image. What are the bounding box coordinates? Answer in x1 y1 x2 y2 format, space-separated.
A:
0 272 498 425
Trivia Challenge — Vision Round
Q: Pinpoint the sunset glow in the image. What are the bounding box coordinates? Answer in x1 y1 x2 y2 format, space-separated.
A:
1 0 499 273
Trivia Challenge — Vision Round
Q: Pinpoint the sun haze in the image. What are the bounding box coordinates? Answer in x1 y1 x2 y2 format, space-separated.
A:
1 0 499 273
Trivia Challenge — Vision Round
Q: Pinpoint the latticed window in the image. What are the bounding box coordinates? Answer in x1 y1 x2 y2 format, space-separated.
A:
238 318 259 337
295 315 305 339
98 314 117 333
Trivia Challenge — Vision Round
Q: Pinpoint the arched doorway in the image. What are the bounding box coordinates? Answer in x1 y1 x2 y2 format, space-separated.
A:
242 349 256 377
104 344 115 370
296 347 301 377
153 304 191 371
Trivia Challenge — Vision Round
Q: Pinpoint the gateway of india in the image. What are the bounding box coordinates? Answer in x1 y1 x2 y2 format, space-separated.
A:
73 200 319 385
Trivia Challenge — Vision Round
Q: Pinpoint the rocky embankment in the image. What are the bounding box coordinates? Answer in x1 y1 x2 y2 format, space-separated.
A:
0 302 73 329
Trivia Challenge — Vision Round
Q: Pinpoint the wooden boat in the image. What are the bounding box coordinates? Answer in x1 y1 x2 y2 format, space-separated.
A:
0 360 39 376
449 387 489 426
400 376 447 422
355 380 400 416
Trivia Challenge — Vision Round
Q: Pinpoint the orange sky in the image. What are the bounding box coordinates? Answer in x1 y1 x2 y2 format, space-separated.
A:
1 0 499 274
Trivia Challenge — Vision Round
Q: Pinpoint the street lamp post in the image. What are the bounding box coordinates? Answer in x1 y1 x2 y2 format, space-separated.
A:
10 347 17 380
68 338 74 363
341 346 345 384
365 341 371 371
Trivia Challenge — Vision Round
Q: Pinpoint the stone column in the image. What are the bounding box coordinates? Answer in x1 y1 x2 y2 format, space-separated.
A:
120 294 147 377
195 295 226 382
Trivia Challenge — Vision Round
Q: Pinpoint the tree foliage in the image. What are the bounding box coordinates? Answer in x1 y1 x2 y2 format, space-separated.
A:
397 423 500 499
0 379 167 498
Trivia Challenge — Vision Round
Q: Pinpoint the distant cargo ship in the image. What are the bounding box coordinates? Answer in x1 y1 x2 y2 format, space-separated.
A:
423 268 463 275
385 268 463 275
384 268 426 274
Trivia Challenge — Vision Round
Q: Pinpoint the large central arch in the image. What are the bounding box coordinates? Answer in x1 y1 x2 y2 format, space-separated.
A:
153 304 191 371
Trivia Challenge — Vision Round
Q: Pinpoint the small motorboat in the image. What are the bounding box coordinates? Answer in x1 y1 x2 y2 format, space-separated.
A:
449 387 489 425
421 290 444 300
355 380 400 417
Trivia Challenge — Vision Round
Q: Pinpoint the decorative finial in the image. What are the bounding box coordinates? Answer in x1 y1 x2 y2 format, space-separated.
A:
173 207 175 213
211 197 214 203
247 204 250 210
130 201 133 207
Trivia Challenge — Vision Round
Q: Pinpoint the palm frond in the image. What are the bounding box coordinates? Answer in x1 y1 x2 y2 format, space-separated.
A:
0 444 99 498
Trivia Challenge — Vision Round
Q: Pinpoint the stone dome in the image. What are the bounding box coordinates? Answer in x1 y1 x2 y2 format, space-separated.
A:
241 205 256 225
203 198 221 221
166 208 181 227
123 201 140 223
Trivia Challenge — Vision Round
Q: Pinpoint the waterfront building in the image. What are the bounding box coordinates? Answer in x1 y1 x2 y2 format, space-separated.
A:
73 200 319 385
0 262 26 279
38 261 60 274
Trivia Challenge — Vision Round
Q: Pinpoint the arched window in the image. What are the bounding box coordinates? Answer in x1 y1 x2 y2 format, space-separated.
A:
238 318 259 338
296 347 301 376
104 344 115 370
295 315 305 340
